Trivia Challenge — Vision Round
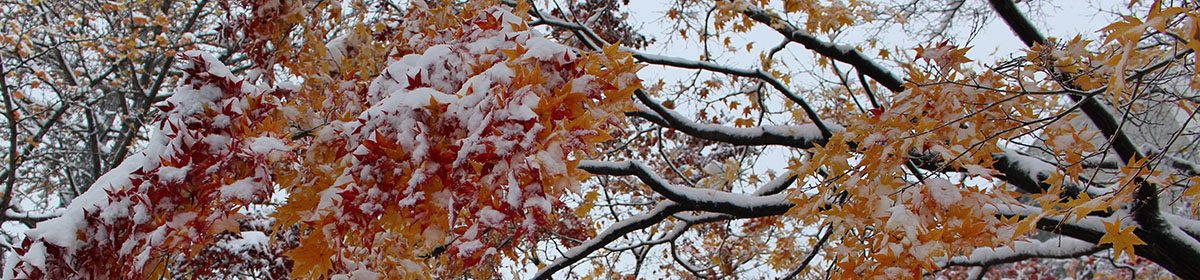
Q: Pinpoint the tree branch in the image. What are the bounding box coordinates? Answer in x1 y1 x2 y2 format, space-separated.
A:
535 170 799 279
578 160 793 218
739 5 905 92
987 0 1144 163
630 91 838 149
533 202 686 279
943 236 1104 267
629 52 834 137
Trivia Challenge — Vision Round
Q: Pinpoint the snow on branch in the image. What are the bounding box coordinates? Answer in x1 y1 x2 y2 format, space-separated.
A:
739 5 904 92
627 53 834 137
993 198 1200 278
629 52 762 77
578 160 794 218
8 51 284 279
1164 213 1200 241
943 237 1103 267
1130 182 1200 272
751 170 799 196
1 209 61 226
527 3 839 138
632 90 1099 199
533 202 685 279
534 166 799 279
989 203 1112 243
604 220 693 252
629 102 838 149
989 0 1145 164
989 150 1107 197
603 172 800 252
606 170 800 251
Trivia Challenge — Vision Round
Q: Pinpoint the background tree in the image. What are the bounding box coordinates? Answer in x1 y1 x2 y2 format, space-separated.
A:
3 0 1200 279
0 0 250 226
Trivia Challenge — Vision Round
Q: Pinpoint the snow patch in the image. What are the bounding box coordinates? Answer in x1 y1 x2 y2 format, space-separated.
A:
925 178 961 206
220 178 260 201
477 207 506 228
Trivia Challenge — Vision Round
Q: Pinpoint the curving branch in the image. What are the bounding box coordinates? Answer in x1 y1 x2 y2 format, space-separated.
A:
578 160 794 218
782 224 834 279
629 52 835 137
630 93 838 149
527 4 839 138
534 202 686 279
739 5 905 92
992 202 1200 279
631 95 1102 197
534 168 799 279
987 2 1200 278
987 0 1143 163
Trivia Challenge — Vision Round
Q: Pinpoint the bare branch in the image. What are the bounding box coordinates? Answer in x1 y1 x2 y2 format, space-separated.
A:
739 5 905 92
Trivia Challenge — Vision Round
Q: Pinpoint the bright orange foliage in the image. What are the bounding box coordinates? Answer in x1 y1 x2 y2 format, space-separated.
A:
9 1 638 278
4 0 1200 279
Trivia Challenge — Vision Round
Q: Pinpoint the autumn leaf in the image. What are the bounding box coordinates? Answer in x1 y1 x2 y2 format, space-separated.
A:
1098 219 1146 260
287 233 335 277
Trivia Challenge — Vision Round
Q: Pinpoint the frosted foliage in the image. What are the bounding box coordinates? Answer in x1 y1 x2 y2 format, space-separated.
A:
4 3 643 279
312 7 634 273
10 51 288 278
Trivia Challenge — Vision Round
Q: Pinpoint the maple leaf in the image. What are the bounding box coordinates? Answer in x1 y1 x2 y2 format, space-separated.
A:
1098 219 1146 260
405 70 424 90
287 231 336 277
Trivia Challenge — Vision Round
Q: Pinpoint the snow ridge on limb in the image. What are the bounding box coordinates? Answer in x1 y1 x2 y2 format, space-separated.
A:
629 102 838 149
987 1 1200 278
578 160 792 217
737 3 904 92
630 89 1096 198
943 237 1103 267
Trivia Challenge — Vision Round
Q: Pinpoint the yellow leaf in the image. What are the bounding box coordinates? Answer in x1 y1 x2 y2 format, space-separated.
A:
575 191 599 216
1098 219 1146 260
1184 177 1200 198
514 0 531 17
287 232 336 277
